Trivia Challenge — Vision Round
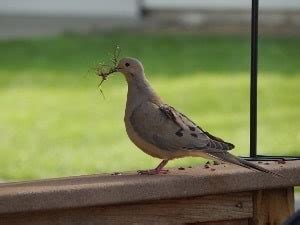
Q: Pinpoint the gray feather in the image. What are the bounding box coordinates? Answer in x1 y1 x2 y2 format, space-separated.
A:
130 102 234 153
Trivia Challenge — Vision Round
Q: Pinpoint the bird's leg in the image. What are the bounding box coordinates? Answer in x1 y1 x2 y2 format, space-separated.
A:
138 160 169 175
155 159 169 173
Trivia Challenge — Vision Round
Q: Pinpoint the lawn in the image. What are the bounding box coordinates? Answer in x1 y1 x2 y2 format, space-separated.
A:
0 33 299 181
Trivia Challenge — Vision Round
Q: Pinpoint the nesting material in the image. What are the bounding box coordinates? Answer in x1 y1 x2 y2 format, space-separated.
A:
95 46 121 97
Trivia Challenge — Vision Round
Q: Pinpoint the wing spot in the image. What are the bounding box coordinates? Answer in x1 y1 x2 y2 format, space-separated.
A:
176 131 183 137
175 129 183 137
189 126 196 131
191 133 197 138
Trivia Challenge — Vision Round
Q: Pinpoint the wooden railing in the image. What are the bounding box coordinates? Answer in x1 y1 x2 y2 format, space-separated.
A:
0 160 299 225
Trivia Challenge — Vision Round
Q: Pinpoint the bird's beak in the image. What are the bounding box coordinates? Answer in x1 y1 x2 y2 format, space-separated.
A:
116 67 122 72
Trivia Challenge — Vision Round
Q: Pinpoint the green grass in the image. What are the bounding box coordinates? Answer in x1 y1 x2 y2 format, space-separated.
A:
0 33 299 181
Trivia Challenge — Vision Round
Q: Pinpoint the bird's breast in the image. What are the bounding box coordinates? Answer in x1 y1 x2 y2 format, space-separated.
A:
124 111 176 160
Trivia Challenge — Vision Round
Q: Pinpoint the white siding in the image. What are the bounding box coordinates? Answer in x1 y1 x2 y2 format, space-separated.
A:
143 0 300 10
0 0 139 18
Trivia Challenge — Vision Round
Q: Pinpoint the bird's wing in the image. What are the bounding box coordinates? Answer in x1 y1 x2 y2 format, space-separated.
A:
130 102 284 177
129 102 234 152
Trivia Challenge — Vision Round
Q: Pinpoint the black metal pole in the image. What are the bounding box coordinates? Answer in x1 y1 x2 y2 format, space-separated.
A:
250 0 259 158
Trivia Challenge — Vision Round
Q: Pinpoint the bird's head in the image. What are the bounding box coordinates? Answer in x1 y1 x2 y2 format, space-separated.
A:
116 57 145 81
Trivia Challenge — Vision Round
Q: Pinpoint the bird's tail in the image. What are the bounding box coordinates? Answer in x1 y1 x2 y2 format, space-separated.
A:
207 152 283 178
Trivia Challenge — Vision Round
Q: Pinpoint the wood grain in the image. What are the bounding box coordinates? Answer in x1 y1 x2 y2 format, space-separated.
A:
251 187 294 225
0 192 252 225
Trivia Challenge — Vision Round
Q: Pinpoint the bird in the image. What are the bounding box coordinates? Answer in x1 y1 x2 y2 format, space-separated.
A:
114 57 280 176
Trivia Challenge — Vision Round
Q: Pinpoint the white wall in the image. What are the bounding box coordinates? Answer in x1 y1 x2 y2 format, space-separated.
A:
0 0 139 18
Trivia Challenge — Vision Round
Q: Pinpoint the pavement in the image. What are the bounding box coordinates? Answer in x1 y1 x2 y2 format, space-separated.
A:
0 14 139 40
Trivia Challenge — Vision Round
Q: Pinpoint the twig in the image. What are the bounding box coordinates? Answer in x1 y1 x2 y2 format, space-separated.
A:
95 45 121 98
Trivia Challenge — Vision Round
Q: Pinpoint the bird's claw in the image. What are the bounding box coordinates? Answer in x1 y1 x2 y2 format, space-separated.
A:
137 169 169 175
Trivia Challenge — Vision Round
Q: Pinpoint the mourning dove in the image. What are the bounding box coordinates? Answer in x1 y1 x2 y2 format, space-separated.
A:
115 57 279 176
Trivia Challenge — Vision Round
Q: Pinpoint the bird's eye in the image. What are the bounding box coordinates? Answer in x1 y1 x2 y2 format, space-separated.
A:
125 63 130 67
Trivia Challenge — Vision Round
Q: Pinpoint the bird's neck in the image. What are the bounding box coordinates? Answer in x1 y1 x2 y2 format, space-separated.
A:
125 77 161 114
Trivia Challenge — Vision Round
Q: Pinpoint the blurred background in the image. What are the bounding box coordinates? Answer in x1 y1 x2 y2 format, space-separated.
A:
0 0 299 183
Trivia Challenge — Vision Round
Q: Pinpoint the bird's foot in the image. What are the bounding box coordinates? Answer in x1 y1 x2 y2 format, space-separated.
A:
137 169 169 175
